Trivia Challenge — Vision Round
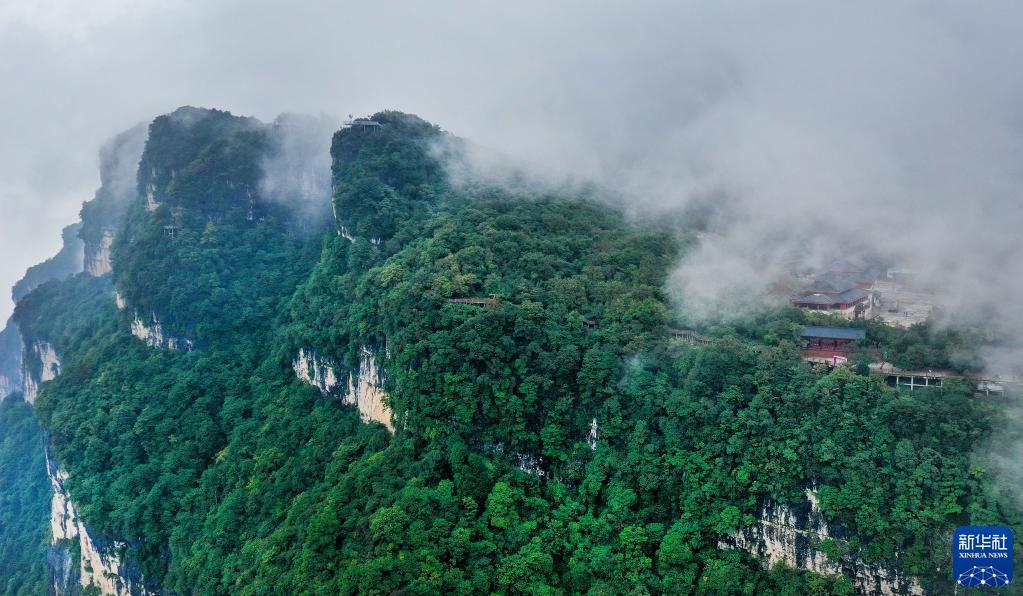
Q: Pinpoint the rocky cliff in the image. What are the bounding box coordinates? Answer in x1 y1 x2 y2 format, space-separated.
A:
131 313 194 352
32 350 144 594
1 106 989 593
294 346 394 431
2 219 87 402
84 230 115 277
78 122 147 278
47 443 148 595
15 333 143 594
722 488 924 595
5 129 149 586
2 106 336 593
22 341 60 405
2 223 85 403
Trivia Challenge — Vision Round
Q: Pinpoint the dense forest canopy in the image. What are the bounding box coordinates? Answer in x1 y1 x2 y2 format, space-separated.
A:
1 107 1018 594
0 397 50 594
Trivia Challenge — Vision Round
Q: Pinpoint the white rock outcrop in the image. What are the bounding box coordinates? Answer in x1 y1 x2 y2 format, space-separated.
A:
293 348 340 394
84 230 115 277
131 314 193 351
22 341 60 404
344 347 393 431
336 225 381 246
21 345 146 594
723 488 923 595
144 178 158 212
38 342 61 382
22 375 39 404
294 346 393 431
47 448 147 595
114 291 126 310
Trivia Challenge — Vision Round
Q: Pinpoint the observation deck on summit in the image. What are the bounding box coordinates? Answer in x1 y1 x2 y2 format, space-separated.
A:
343 115 381 128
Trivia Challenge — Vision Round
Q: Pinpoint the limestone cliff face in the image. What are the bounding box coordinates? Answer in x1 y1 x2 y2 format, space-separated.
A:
722 489 923 595
78 122 147 277
293 348 340 394
26 342 144 594
22 341 60 404
344 347 392 431
336 224 381 245
3 223 83 401
294 346 394 431
131 313 194 352
46 445 150 595
84 230 115 277
144 177 159 212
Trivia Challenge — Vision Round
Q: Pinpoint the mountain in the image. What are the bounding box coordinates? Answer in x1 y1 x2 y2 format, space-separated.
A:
0 222 87 592
0 222 87 403
1 106 1017 594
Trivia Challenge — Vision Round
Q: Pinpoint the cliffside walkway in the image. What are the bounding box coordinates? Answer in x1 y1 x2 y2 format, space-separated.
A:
869 362 1020 395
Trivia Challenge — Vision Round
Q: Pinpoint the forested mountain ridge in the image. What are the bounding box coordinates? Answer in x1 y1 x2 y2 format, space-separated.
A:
0 107 1017 594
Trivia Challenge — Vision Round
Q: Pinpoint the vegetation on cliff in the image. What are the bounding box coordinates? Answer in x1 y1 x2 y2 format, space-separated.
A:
6 107 1018 594
0 398 50 595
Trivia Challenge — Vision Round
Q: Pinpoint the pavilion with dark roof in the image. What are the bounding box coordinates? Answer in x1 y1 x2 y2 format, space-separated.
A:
800 326 866 363
790 272 873 319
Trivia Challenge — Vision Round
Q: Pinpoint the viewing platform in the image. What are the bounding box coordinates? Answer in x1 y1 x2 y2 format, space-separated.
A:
869 362 1020 395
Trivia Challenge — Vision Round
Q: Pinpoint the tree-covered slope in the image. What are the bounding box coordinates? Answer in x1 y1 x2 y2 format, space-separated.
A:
11 108 1019 594
0 398 50 594
1 219 91 402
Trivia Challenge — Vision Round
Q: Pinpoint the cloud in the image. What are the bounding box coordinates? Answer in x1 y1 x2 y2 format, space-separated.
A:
0 0 1021 362
97 122 148 207
260 113 338 225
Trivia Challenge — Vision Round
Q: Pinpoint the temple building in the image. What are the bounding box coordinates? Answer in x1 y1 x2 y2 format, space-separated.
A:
800 326 866 365
790 271 876 319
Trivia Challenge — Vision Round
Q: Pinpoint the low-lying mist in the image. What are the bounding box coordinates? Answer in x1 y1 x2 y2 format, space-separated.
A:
440 3 1023 378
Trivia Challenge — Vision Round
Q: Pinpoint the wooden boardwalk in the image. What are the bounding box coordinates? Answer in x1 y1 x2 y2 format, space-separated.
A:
446 296 501 309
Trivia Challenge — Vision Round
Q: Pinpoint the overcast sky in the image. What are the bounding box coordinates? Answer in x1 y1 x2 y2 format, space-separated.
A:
2 0 1023 333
